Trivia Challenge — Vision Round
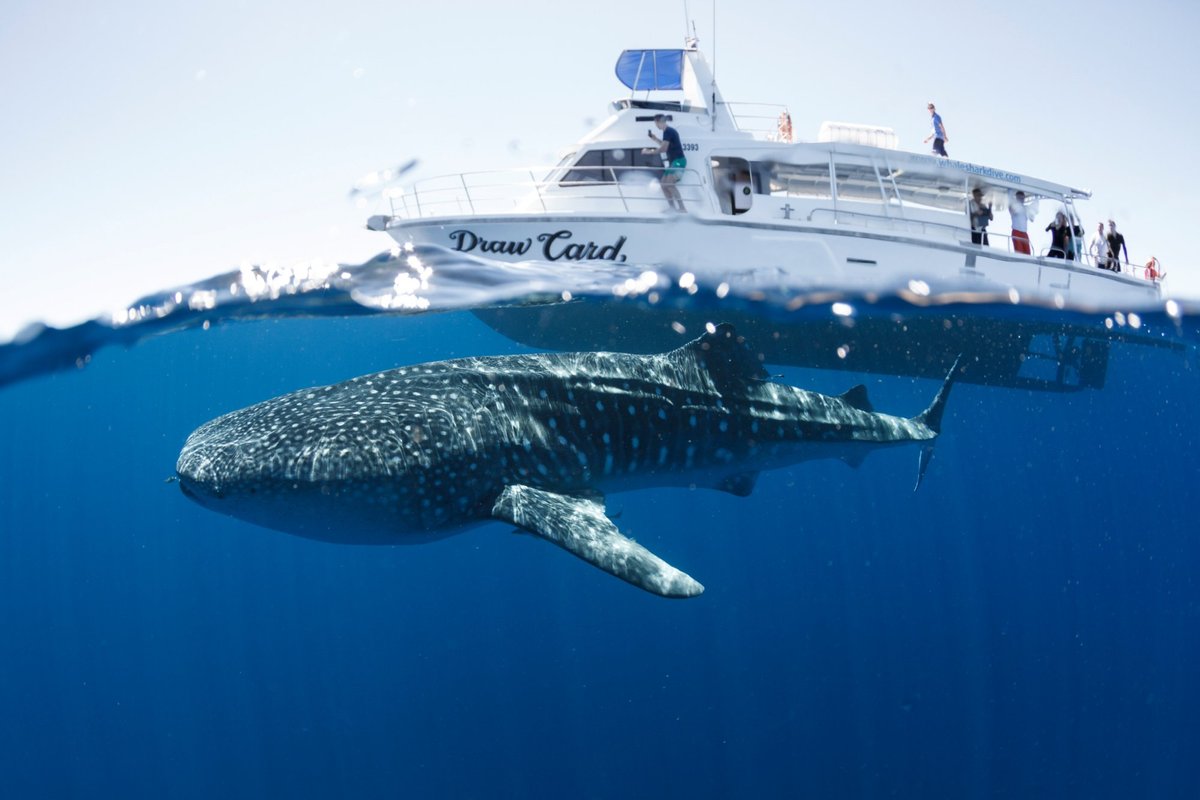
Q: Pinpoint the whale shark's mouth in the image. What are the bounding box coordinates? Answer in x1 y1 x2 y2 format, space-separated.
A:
176 475 224 503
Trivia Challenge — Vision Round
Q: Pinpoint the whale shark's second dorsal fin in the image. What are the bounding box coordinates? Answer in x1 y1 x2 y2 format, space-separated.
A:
672 323 768 392
492 485 704 598
839 384 874 412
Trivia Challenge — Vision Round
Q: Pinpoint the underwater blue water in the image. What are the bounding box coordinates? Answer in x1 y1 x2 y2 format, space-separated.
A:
1 258 1199 797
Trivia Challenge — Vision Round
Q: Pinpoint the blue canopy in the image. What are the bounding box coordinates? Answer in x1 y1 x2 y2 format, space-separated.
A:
614 49 684 91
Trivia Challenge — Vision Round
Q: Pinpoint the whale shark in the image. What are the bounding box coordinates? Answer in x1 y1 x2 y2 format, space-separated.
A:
176 324 961 598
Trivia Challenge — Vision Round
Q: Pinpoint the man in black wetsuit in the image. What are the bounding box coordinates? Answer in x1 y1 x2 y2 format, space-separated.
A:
1106 220 1129 273
644 114 687 212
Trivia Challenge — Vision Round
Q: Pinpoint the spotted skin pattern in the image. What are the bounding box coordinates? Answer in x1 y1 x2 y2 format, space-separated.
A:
177 325 958 596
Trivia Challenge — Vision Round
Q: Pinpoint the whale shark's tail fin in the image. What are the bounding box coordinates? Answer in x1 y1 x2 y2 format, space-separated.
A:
912 355 966 491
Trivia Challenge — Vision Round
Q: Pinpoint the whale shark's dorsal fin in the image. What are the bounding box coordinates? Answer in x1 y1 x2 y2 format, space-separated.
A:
838 384 874 412
492 485 704 598
672 323 768 391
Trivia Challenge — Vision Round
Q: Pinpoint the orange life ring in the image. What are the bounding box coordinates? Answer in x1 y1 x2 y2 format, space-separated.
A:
777 112 793 143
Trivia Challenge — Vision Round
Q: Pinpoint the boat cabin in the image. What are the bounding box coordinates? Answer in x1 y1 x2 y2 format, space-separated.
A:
376 42 1156 279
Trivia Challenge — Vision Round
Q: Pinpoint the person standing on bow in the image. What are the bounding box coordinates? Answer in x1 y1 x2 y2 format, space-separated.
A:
645 114 687 212
923 103 949 158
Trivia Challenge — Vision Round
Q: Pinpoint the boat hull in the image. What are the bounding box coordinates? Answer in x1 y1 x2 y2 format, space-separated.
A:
384 214 1172 392
384 213 1162 310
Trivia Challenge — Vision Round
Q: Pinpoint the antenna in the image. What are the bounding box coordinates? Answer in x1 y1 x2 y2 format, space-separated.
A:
711 0 717 131
683 0 700 49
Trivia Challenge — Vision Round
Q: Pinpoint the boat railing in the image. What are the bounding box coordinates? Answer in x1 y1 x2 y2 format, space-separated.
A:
1094 255 1163 282
807 207 1163 285
722 102 792 142
385 166 714 219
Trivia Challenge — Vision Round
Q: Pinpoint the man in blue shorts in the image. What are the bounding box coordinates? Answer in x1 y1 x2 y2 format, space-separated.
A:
923 103 949 158
645 114 687 211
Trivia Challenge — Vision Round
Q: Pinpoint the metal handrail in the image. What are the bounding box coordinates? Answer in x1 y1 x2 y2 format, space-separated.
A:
805 207 1161 283
1110 256 1164 282
722 101 791 141
529 170 546 212
387 166 713 219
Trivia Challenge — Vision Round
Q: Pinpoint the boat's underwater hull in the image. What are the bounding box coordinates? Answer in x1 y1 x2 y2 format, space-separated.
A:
473 302 1147 393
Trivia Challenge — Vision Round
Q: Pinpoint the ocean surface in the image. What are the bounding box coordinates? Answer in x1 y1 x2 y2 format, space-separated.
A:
1 247 1198 798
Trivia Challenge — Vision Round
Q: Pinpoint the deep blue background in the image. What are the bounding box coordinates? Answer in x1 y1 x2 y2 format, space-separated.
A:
1 310 1197 798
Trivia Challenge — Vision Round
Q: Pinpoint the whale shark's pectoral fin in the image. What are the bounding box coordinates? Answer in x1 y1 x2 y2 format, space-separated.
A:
716 471 759 496
491 485 704 599
841 451 868 469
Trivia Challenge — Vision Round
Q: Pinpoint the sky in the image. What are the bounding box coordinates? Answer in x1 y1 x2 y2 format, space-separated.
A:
1 0 1197 340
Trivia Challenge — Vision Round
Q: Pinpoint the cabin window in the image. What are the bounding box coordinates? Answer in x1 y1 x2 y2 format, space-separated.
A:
560 148 664 185
881 169 968 212
560 150 606 183
606 147 665 179
835 162 887 204
752 161 832 198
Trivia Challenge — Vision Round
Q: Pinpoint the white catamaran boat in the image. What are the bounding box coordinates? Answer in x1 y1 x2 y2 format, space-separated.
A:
368 41 1171 392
